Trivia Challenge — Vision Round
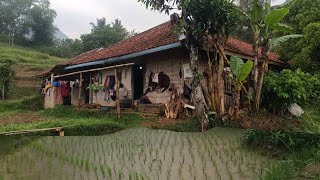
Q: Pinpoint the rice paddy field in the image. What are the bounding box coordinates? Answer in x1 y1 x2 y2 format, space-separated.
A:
0 128 277 180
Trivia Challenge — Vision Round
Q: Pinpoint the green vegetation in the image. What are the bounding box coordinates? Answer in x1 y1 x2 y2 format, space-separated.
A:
263 69 320 113
277 0 320 73
0 106 147 135
0 44 65 71
0 0 56 46
0 128 278 179
0 59 15 99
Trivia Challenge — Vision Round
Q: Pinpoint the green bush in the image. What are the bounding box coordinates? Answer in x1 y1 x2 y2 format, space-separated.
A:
243 129 320 152
17 95 44 111
262 69 320 113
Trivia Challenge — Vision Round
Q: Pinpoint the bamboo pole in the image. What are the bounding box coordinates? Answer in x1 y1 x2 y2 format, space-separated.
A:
89 72 93 104
115 67 121 119
78 73 83 111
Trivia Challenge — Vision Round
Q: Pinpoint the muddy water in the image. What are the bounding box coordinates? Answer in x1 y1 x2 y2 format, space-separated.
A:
0 128 276 180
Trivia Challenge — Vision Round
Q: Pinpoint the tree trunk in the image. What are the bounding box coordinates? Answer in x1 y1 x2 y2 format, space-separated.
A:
253 34 259 91
217 46 225 116
255 39 269 110
234 85 241 120
190 45 208 132
206 50 216 112
2 85 5 100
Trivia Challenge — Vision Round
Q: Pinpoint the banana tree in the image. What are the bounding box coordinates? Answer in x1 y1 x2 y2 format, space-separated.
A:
248 0 294 109
230 56 253 120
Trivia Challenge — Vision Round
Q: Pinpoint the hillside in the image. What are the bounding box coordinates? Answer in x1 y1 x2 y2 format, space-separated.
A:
54 29 69 40
0 44 66 94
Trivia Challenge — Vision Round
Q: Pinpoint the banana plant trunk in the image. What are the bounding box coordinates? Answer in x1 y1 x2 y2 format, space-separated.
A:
253 34 259 91
217 45 225 116
190 45 208 132
234 85 241 120
255 39 269 110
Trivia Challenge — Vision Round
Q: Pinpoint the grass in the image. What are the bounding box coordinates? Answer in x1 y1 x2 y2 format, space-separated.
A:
299 106 320 134
263 147 320 180
0 43 65 71
0 106 147 135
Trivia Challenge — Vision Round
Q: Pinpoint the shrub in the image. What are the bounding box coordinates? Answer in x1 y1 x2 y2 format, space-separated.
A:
243 129 320 152
17 95 44 111
262 69 320 113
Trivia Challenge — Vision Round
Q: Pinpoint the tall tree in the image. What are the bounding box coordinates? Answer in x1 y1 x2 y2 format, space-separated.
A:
29 0 57 46
81 18 128 52
138 0 239 131
90 17 107 30
0 0 56 46
0 0 34 45
0 59 15 100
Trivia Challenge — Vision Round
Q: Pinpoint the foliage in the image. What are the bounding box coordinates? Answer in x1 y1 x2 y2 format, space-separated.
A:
42 18 131 58
277 0 320 73
262 69 320 112
17 95 44 111
35 38 82 58
246 0 293 110
291 23 320 73
230 56 253 119
230 56 253 82
0 43 65 70
243 129 320 152
299 106 320 134
0 0 56 46
86 83 104 94
269 34 303 51
0 59 15 99
263 161 295 180
0 106 147 135
244 128 320 179
0 95 42 113
80 18 129 52
180 0 239 46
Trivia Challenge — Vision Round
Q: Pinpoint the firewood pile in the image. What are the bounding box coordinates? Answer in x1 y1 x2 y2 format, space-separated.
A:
165 84 195 119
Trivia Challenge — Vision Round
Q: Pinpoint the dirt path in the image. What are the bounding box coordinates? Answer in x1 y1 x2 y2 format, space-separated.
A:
0 112 44 126
141 117 190 128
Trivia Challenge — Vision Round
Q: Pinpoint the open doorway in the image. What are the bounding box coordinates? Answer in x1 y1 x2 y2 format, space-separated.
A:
133 64 146 100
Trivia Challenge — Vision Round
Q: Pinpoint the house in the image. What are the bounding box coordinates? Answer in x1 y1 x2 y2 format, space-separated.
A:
38 19 284 114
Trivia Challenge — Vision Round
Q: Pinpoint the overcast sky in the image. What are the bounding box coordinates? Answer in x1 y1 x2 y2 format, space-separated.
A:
50 0 286 39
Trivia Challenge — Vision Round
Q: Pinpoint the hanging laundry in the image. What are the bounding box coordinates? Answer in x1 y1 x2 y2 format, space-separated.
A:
152 73 159 83
60 81 71 98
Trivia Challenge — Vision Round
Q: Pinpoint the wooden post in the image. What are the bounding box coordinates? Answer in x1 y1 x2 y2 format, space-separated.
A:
115 67 121 119
50 73 54 83
89 72 93 104
78 73 83 111
58 129 64 137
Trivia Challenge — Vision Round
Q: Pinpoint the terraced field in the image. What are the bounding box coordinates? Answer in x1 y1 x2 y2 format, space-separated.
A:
0 128 276 180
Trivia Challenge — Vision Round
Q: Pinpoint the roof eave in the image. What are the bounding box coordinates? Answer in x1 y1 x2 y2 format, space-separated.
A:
64 42 182 71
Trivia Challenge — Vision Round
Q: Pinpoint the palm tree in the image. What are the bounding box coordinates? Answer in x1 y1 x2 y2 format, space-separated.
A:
90 17 107 30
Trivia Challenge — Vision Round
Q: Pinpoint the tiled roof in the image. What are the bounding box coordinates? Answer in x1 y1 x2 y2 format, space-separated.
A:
63 21 283 66
63 21 179 66
225 37 282 63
